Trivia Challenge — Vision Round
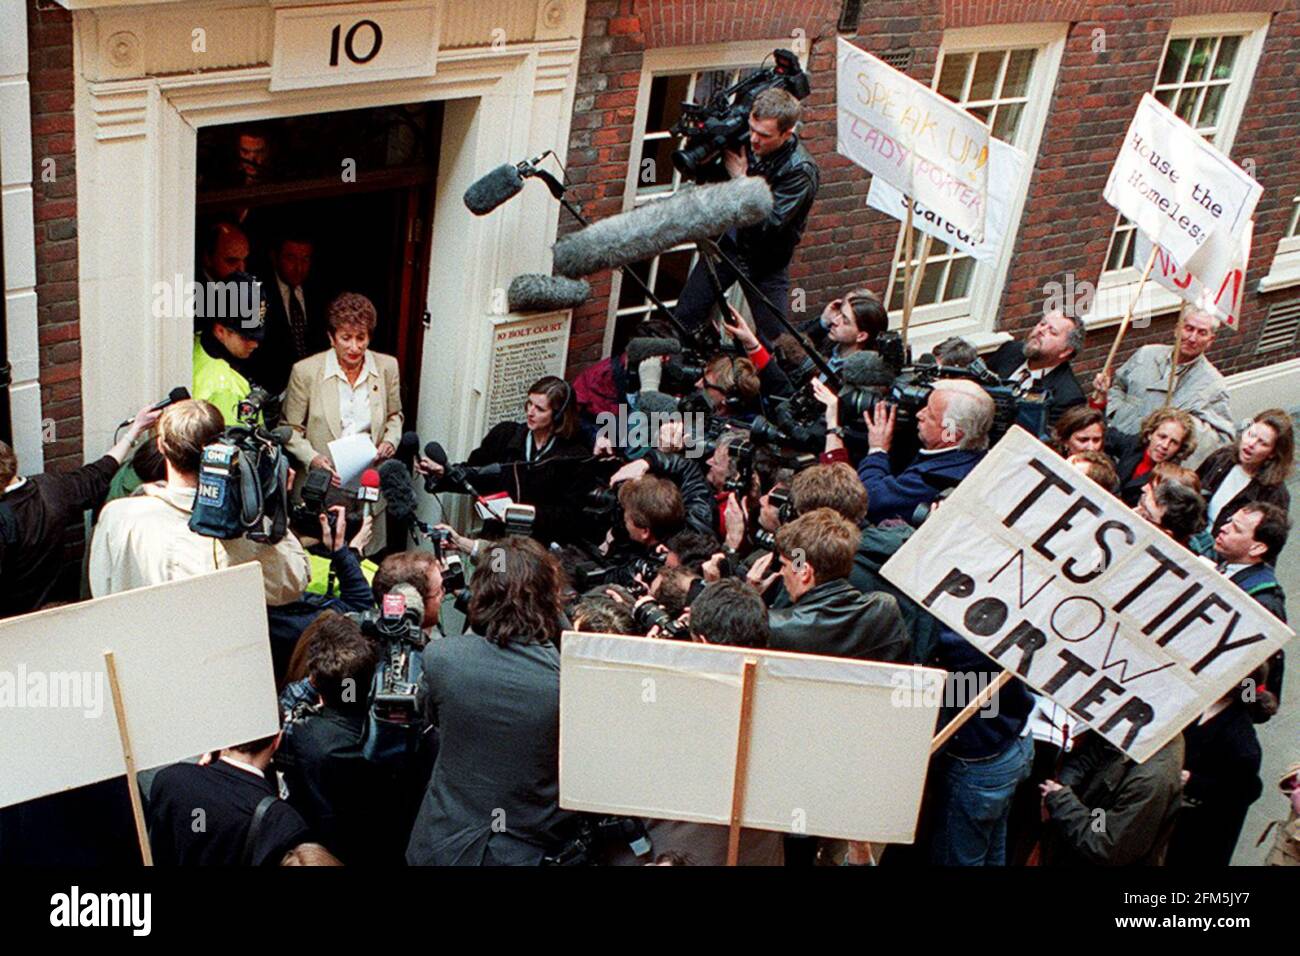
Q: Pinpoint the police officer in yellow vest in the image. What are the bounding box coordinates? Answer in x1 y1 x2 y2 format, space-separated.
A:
193 270 267 426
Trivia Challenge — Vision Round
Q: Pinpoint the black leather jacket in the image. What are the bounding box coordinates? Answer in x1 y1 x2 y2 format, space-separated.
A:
736 134 820 273
768 578 910 662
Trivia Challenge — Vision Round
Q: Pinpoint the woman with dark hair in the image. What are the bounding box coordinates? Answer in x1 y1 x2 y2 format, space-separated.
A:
1196 408 1294 541
1052 405 1106 458
1107 407 1197 507
417 375 591 541
406 538 575 866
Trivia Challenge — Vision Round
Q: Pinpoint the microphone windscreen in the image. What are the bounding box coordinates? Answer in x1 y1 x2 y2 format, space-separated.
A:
839 351 896 390
397 431 421 457
424 441 449 467
169 386 191 403
269 426 295 446
551 177 773 278
378 459 417 523
625 337 683 366
507 274 590 312
359 467 381 490
464 163 524 215
635 390 681 415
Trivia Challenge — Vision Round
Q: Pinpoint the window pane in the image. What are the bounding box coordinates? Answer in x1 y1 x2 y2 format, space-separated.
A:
618 259 652 310
638 138 676 193
1002 49 1035 99
1154 87 1176 108
1185 36 1213 83
969 51 1004 102
1105 224 1135 272
1213 35 1241 79
915 260 946 306
1159 38 1190 85
937 53 970 100
693 69 732 107
654 248 694 300
1175 86 1198 123
968 103 992 125
944 256 975 300
649 74 690 133
991 101 1024 141
1198 84 1225 130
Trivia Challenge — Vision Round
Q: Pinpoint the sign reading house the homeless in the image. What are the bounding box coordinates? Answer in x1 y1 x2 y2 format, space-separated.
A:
881 427 1292 763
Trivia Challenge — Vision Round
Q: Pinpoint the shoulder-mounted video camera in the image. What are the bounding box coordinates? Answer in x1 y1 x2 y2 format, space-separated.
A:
189 416 293 543
670 48 811 181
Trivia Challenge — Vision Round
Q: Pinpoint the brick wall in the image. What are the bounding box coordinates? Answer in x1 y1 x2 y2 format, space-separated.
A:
27 0 81 474
560 0 1300 397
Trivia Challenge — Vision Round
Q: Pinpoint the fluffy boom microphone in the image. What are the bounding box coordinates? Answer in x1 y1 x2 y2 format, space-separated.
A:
463 164 525 215
551 177 773 279
507 274 591 312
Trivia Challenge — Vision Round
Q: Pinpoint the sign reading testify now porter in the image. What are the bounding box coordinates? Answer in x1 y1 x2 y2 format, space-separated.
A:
881 427 1292 764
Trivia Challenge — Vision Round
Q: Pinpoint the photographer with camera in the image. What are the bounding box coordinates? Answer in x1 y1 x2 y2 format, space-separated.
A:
406 537 576 865
857 378 994 525
672 87 819 345
753 507 909 663
274 611 394 864
89 399 310 605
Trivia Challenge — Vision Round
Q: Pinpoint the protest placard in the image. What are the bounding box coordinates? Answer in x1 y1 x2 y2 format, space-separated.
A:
559 632 946 843
1103 93 1261 270
867 136 1026 263
0 564 280 809
881 427 1293 763
1134 218 1252 330
837 36 990 242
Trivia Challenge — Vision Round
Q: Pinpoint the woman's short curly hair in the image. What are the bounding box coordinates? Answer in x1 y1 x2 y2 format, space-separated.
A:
326 292 378 336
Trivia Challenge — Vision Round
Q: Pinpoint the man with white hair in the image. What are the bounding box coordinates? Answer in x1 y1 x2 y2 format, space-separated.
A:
857 378 995 524
1093 305 1232 468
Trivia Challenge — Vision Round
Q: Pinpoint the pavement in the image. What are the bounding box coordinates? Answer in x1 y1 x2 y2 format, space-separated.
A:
1231 471 1299 865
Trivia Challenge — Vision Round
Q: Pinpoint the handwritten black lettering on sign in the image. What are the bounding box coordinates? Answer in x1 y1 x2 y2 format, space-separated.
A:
881 426 1293 763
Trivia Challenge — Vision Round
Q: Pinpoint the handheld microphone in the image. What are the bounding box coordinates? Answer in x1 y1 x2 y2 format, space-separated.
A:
358 468 381 520
378 459 420 526
120 386 190 426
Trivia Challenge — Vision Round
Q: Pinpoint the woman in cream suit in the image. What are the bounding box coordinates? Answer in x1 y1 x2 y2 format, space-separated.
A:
283 292 403 553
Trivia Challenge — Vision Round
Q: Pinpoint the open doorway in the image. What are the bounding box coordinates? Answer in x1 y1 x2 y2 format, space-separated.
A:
194 100 443 420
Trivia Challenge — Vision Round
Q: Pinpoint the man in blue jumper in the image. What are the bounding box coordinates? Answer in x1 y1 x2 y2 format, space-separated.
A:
857 378 994 525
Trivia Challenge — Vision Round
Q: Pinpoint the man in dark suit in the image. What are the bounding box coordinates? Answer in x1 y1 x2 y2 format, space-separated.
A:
985 310 1086 429
1214 502 1290 622
858 378 994 524
149 734 312 866
251 232 328 395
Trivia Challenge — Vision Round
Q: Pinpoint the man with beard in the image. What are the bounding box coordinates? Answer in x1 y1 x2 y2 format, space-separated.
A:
985 309 1086 427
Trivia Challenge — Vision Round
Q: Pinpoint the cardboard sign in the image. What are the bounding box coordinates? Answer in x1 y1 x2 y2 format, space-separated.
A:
1103 93 1261 270
867 136 1027 263
837 36 990 242
0 564 280 808
1134 218 1252 330
559 633 946 843
881 427 1292 763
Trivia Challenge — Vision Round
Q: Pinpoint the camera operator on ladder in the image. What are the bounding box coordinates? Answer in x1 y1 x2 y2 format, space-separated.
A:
673 88 819 346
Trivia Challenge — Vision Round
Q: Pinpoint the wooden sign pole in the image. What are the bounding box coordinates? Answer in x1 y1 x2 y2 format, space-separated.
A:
725 658 759 866
899 204 916 352
104 650 154 866
930 670 1014 756
1098 243 1160 386
1165 309 1186 408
